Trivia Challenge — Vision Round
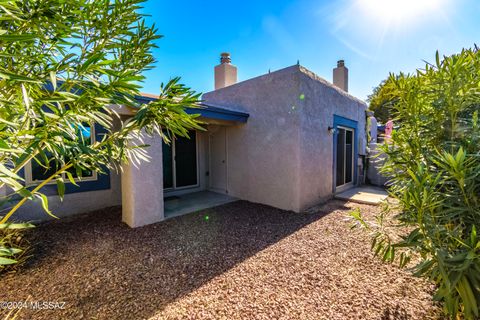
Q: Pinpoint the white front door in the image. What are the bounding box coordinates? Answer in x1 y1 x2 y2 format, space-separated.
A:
209 127 227 193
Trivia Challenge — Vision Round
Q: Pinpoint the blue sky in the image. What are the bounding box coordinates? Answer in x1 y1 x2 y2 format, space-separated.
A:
140 0 480 101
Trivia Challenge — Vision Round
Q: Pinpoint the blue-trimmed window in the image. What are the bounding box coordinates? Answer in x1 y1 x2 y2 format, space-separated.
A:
22 123 111 195
25 123 97 185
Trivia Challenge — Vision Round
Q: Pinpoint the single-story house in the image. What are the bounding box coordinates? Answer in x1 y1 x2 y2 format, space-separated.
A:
7 54 367 227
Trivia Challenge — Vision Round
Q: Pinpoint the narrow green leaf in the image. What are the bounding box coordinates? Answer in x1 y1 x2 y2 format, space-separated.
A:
65 171 79 186
0 222 34 229
0 34 36 41
0 256 17 265
17 188 33 199
0 138 9 150
471 226 477 247
56 178 65 200
0 247 22 256
0 163 22 180
35 193 59 219
50 71 57 90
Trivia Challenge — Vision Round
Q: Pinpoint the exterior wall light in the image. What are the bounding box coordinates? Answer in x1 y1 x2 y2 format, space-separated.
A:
328 126 337 134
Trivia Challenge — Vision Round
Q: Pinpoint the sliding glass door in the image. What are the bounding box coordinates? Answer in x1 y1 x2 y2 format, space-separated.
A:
163 131 198 190
336 127 354 189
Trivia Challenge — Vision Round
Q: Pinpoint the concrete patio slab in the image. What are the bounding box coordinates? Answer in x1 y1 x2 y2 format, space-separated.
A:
164 191 238 218
335 186 388 205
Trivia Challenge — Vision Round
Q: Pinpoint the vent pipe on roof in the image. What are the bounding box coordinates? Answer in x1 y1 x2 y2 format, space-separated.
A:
333 59 348 92
214 52 237 90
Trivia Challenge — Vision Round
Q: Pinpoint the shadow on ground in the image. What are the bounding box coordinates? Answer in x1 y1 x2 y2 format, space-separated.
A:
0 200 345 320
381 304 409 320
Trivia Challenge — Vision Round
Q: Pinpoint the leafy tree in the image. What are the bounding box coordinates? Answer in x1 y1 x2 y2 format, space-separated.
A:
367 74 407 123
352 47 480 319
0 0 202 225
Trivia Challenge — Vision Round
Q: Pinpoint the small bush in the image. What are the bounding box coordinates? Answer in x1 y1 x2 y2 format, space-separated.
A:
0 223 34 274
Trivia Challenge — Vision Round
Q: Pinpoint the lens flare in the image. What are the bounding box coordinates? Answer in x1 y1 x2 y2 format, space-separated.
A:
358 0 446 25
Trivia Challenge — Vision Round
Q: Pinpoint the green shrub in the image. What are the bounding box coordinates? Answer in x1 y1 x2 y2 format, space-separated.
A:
353 47 480 319
0 223 34 272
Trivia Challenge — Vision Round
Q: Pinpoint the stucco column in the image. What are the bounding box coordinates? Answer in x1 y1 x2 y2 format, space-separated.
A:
121 131 164 228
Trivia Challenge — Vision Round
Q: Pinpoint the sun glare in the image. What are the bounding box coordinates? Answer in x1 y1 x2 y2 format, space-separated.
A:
358 0 445 25
324 0 453 60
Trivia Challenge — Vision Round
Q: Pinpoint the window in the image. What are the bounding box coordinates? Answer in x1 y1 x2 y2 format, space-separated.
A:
25 123 97 186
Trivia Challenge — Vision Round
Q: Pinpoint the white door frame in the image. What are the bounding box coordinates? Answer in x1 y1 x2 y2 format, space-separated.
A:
208 126 228 194
163 131 200 192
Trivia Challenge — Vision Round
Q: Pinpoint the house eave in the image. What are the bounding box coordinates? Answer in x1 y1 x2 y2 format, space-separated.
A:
132 95 249 124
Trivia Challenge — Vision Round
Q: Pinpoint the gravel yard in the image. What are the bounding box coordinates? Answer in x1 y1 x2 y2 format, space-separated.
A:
0 200 441 320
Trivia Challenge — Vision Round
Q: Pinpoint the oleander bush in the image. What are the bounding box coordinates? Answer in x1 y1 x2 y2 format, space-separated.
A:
0 0 202 226
352 46 480 319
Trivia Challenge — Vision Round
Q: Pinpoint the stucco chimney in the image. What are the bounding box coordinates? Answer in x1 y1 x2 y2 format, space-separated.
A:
333 60 348 92
214 53 237 90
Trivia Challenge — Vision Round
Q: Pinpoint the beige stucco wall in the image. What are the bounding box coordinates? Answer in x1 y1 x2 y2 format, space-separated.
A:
297 67 367 210
203 65 367 212
204 66 303 211
4 172 121 223
122 131 164 227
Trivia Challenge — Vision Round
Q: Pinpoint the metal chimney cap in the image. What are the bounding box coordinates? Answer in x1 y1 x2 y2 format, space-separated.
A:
220 52 231 64
337 60 345 67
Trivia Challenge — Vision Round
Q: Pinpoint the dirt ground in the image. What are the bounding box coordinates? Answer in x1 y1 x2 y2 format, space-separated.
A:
0 200 442 319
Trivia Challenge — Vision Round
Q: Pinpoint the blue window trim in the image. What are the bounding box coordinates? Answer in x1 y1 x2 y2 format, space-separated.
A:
134 95 156 104
332 115 358 193
187 104 249 123
19 123 111 196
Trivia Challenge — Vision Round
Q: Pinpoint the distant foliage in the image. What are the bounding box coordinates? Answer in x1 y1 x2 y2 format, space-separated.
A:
367 74 407 124
353 47 480 319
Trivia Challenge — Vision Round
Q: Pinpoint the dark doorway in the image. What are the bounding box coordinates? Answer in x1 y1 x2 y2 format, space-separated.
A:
335 127 354 189
162 131 198 190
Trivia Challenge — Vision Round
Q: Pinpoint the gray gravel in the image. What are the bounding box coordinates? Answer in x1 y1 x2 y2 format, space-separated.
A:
0 200 441 319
